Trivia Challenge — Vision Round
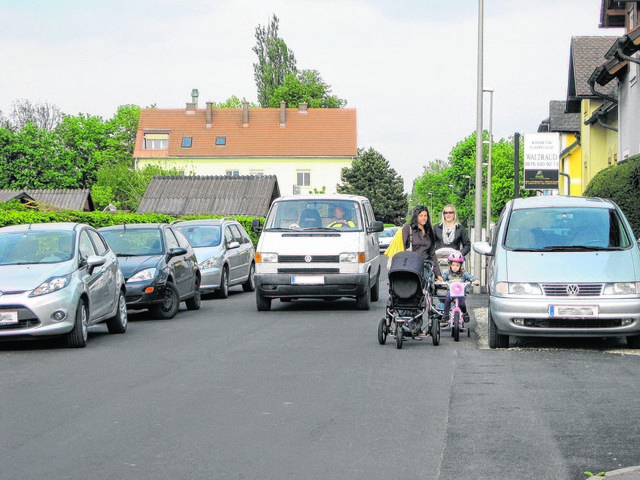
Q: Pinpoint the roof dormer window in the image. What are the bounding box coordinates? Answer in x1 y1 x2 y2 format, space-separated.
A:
143 133 168 150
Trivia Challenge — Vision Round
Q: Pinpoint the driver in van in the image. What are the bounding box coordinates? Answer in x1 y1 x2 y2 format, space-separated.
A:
327 206 355 228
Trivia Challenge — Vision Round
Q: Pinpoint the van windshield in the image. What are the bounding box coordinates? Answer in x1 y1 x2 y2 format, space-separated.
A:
504 207 632 251
265 200 363 231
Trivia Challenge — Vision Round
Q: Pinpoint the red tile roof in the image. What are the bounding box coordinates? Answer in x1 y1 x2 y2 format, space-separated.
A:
134 107 357 158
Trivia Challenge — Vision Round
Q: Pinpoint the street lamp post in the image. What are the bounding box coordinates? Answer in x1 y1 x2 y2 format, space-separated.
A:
428 192 433 222
483 89 494 241
473 0 484 285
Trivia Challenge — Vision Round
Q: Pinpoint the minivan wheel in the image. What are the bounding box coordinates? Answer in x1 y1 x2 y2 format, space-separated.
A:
370 268 380 302
356 279 371 311
256 292 271 311
627 335 640 349
488 310 509 349
66 299 88 348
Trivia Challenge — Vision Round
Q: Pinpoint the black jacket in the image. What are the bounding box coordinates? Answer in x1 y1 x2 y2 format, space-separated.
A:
433 223 471 256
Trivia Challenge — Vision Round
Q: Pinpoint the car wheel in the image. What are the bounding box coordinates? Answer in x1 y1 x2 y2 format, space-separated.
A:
66 299 88 348
185 277 202 311
356 278 371 310
627 335 640 349
216 267 229 299
106 290 128 334
370 268 380 302
488 310 509 349
256 292 271 311
377 317 387 345
150 282 180 319
242 263 256 292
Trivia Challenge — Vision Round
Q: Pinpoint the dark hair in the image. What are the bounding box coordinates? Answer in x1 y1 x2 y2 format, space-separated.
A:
408 205 436 246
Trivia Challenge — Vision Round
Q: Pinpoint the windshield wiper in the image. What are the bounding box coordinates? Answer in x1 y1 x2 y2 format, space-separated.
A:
542 245 612 251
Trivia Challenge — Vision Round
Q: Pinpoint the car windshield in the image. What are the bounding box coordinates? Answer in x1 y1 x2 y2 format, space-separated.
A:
504 206 632 251
0 230 75 265
264 200 363 231
101 228 164 255
175 225 222 247
380 229 395 237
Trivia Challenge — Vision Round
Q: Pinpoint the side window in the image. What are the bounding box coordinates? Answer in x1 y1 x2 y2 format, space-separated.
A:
363 203 374 228
224 226 234 245
229 225 243 243
79 230 97 258
88 230 108 256
172 228 191 249
164 229 179 250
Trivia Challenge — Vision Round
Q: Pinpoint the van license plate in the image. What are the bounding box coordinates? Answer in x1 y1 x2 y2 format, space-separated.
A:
291 276 325 285
0 311 18 325
549 305 598 318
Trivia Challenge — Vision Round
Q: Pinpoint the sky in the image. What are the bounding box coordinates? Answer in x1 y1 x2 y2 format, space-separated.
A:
0 0 624 191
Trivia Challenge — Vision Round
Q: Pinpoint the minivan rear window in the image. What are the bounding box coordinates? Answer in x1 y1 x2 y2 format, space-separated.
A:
504 207 632 251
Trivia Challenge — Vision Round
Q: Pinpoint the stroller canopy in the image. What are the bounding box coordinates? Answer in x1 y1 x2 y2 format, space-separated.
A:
389 251 425 278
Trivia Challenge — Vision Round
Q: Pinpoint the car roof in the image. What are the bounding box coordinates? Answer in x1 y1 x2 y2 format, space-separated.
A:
172 218 236 226
275 194 370 202
99 223 169 232
0 222 87 232
510 196 615 211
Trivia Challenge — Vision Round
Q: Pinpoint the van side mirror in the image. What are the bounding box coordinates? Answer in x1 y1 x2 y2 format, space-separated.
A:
251 218 263 233
368 221 384 233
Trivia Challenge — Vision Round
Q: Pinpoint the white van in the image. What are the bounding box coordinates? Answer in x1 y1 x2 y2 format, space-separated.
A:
251 194 384 311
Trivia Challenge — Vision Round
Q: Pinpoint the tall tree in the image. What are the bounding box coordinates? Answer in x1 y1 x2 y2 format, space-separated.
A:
270 70 346 108
6 99 62 132
252 15 297 108
336 147 407 224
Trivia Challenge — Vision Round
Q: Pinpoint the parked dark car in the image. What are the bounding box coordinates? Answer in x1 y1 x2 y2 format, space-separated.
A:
0 222 127 348
100 224 201 319
173 218 256 298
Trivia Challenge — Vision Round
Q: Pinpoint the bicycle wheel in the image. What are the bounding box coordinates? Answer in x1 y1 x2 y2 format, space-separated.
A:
453 311 460 342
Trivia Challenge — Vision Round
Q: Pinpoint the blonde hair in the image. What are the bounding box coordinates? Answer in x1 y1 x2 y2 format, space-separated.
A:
440 204 460 225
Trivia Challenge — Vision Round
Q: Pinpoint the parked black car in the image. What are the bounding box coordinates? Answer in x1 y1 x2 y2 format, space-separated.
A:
100 224 201 319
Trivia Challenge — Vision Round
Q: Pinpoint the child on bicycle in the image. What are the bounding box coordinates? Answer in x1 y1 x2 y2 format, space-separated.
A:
441 251 479 323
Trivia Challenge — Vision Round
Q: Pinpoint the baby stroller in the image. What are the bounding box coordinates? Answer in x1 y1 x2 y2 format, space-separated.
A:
378 251 440 349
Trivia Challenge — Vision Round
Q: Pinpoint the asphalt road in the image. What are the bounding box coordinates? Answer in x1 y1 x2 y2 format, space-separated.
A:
2 269 640 480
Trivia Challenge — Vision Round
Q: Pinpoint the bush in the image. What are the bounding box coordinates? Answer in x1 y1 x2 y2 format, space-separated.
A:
584 154 640 238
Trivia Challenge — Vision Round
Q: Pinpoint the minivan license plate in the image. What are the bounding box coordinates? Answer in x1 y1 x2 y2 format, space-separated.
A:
291 276 324 285
0 311 18 325
549 305 598 318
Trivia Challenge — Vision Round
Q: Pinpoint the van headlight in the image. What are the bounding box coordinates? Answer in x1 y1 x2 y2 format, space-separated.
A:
256 252 278 263
495 282 542 295
30 274 72 297
603 282 640 295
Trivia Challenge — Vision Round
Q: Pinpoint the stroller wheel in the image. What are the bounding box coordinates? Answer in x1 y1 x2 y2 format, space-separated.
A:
431 317 440 346
377 318 387 345
396 326 404 349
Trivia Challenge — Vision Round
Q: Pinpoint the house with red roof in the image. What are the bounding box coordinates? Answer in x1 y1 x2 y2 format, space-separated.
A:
133 91 357 196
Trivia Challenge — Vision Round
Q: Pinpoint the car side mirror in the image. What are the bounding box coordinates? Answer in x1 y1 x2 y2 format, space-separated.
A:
85 255 106 274
228 241 240 250
472 241 493 256
368 221 384 233
168 247 188 257
251 218 263 233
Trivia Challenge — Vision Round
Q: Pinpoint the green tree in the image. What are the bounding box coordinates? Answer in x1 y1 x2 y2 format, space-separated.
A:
336 147 407 224
212 96 258 109
252 15 297 108
270 70 346 108
584 153 640 237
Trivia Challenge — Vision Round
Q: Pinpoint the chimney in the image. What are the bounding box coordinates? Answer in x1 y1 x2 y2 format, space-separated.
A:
279 100 286 126
191 88 199 108
186 102 196 113
206 102 212 128
243 100 249 127
298 102 308 114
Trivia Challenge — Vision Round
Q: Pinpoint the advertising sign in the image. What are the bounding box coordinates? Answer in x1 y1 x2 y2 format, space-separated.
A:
524 132 560 190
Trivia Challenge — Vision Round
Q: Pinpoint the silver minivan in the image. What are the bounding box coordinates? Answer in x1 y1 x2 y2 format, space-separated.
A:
473 196 640 349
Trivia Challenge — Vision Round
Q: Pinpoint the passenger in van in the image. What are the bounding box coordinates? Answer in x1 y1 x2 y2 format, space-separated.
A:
327 206 355 228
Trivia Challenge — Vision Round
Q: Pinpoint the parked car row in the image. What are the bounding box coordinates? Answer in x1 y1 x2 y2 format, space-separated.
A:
0 218 256 348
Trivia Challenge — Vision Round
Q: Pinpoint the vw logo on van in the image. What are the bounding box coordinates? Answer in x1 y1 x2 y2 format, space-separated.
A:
566 284 579 296
305 255 312 263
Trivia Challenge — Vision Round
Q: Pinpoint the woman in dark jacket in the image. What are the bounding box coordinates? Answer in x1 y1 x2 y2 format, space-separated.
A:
400 205 443 282
433 204 471 256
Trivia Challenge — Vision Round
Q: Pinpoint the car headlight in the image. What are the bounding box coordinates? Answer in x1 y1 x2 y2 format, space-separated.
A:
256 252 278 263
495 282 542 295
30 274 72 297
127 268 157 283
200 256 222 270
340 252 366 263
603 282 640 295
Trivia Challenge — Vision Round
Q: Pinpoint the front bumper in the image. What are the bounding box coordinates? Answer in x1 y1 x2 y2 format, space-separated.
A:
125 281 168 308
255 273 369 299
490 295 640 337
199 267 222 294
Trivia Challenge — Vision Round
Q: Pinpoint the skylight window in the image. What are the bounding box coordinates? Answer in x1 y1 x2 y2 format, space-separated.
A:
181 137 192 148
215 136 226 146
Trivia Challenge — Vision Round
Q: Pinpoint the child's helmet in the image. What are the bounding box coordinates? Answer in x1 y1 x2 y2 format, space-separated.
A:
448 251 464 263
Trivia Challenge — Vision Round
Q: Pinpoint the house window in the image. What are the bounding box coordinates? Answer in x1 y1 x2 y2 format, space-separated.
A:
181 137 192 148
216 136 226 145
226 170 239 176
297 171 310 186
144 133 168 150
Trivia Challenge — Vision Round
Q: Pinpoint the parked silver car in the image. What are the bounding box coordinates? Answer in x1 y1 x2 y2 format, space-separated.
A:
173 218 255 297
0 223 127 347
473 196 640 349
378 227 398 253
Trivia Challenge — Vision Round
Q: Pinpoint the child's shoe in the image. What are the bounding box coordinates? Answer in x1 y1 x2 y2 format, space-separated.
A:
463 312 470 323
